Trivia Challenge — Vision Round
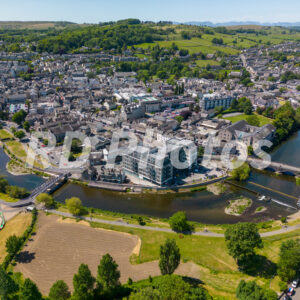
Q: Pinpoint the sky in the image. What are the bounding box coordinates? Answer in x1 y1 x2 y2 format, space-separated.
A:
0 0 299 24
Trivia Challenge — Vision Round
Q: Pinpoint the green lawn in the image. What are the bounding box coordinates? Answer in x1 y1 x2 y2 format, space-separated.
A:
0 192 19 202
88 221 300 299
0 130 13 140
5 140 27 160
223 113 273 127
196 59 220 67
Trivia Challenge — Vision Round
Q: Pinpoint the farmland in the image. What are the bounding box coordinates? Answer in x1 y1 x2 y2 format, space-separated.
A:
134 25 300 56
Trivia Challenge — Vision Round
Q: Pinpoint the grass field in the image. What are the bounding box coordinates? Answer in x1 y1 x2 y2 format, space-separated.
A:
0 192 19 203
223 113 273 127
0 213 31 263
196 59 220 67
0 129 13 140
134 25 300 57
136 37 240 55
88 221 300 299
5 141 27 160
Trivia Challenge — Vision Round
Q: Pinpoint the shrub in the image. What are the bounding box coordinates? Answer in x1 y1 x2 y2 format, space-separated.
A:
169 211 192 232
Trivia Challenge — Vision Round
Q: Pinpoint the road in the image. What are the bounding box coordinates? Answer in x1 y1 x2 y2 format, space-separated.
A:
48 209 300 238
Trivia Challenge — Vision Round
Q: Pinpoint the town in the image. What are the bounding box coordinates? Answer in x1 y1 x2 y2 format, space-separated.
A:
0 38 299 187
0 16 300 300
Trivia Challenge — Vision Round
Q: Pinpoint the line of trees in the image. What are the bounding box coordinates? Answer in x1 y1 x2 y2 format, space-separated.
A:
0 176 29 199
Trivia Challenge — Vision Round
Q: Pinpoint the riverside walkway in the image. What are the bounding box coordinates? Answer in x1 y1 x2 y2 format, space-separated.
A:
48 209 300 238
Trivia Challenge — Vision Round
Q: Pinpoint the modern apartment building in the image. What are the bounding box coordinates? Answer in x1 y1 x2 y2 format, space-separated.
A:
200 93 234 111
122 146 173 186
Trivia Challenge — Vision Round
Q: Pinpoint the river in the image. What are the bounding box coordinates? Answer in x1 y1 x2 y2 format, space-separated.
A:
1 133 299 224
52 132 300 224
0 148 45 190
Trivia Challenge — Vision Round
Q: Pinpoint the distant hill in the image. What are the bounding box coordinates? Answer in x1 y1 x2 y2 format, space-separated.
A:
175 21 300 28
0 21 77 29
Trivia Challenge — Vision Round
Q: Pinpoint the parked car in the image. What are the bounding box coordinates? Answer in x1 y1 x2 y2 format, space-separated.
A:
287 287 294 296
292 278 299 288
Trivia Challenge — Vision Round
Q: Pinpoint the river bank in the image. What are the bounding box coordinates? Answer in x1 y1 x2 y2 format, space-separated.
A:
1 130 300 225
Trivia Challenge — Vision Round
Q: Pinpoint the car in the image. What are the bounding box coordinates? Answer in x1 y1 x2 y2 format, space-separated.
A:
292 278 299 288
287 287 294 296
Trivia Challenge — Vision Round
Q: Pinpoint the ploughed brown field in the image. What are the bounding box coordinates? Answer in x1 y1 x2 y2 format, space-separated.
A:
15 213 200 295
14 213 161 294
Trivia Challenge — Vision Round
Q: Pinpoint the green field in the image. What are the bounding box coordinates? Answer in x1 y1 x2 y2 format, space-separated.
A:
136 37 239 55
134 25 300 56
0 192 19 203
196 59 220 67
88 220 300 299
0 130 13 140
223 113 273 127
5 140 27 160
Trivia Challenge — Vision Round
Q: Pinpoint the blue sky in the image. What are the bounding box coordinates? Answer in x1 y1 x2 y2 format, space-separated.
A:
0 0 299 23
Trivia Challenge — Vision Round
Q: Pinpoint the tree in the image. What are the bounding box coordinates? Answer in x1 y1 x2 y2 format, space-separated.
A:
21 278 42 300
5 235 23 256
71 139 83 154
49 280 71 300
153 275 190 300
73 264 95 300
36 193 55 208
0 176 9 193
175 115 184 124
169 211 191 232
197 146 204 158
0 266 18 298
246 115 260 127
12 110 27 125
97 253 120 290
129 287 161 300
236 280 277 300
277 239 300 281
225 223 263 268
6 185 29 199
65 197 83 215
14 130 25 140
159 239 181 275
230 98 239 110
23 121 30 132
231 163 251 181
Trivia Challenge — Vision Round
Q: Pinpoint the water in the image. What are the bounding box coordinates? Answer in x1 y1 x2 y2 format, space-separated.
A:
0 148 45 191
53 132 300 224
53 183 286 224
243 131 300 207
1 132 299 224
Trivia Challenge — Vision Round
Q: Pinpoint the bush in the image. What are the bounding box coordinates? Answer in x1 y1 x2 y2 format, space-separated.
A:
231 163 251 181
279 281 288 292
36 193 55 208
169 211 192 232
65 197 83 216
281 217 287 224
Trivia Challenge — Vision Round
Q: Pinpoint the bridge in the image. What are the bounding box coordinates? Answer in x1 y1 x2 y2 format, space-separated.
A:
0 173 69 208
206 155 300 176
247 158 300 176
